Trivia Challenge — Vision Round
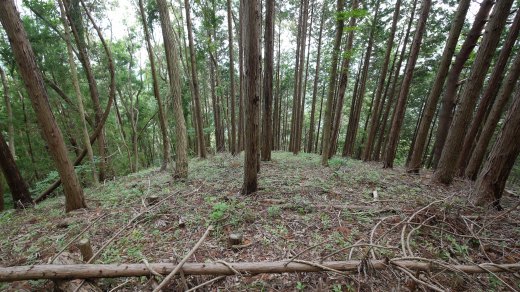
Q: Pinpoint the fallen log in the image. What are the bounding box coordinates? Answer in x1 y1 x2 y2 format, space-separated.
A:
52 252 101 292
1 260 519 282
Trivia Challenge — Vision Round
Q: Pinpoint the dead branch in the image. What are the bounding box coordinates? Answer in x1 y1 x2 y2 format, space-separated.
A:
2 260 519 282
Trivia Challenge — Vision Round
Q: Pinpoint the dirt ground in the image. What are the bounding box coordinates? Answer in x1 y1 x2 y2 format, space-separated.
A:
1 152 519 291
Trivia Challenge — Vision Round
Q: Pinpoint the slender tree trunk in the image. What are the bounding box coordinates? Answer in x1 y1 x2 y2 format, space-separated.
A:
261 0 275 161
0 177 3 211
343 62 363 157
139 0 172 167
431 0 495 168
272 15 282 151
406 0 471 172
238 0 245 152
242 0 260 194
0 0 86 211
321 0 345 166
306 4 325 153
57 0 98 185
0 132 33 208
363 0 402 161
65 0 107 181
226 0 237 155
434 0 514 184
19 91 39 180
470 89 520 208
330 0 360 158
315 85 326 154
457 8 520 175
0 67 15 158
295 0 312 154
383 0 430 169
157 0 189 179
465 50 520 180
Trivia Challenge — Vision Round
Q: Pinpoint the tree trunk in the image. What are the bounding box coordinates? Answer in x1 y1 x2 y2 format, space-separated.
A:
65 0 107 181
306 4 325 153
321 0 345 166
139 0 172 167
331 0 361 158
362 0 402 161
157 0 189 179
470 89 520 208
57 0 98 185
431 0 494 168
457 8 520 176
261 0 275 161
0 131 33 208
406 0 470 172
383 0 430 168
434 0 514 184
0 0 86 212
238 0 245 152
272 16 282 151
226 0 237 155
242 0 260 194
0 67 15 158
465 50 520 180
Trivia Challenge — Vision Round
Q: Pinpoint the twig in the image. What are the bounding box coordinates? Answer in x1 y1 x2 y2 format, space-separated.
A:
142 258 162 277
321 243 398 260
401 200 443 256
392 263 444 292
185 276 226 292
216 260 242 276
284 239 333 266
153 225 213 292
291 259 346 276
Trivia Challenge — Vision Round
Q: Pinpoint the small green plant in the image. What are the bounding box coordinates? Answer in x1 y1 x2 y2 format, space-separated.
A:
210 202 229 221
332 284 342 292
296 281 305 291
267 206 281 218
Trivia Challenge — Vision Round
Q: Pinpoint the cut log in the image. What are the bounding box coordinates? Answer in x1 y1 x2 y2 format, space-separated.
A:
1 260 519 282
228 233 243 246
51 252 102 292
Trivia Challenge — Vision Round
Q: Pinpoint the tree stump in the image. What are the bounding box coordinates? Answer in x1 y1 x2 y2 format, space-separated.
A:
228 233 243 246
78 238 93 262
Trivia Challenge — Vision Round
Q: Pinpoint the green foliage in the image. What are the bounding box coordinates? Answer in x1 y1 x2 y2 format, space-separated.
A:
210 201 229 221
296 281 305 291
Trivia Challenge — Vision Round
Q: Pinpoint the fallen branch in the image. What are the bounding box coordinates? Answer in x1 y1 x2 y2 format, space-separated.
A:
1 260 519 282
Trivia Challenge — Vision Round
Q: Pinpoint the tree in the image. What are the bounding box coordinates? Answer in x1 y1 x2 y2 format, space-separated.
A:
431 0 495 168
0 66 15 158
383 0 432 169
457 8 520 175
157 0 189 179
227 0 237 155
57 0 98 185
0 131 33 208
242 0 260 194
321 0 345 166
465 50 520 180
139 0 172 167
0 0 86 211
261 0 275 161
363 0 402 161
406 0 470 172
470 89 520 208
306 3 326 153
434 0 514 184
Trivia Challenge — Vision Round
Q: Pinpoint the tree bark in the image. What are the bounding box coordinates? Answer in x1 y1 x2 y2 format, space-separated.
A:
242 0 260 194
406 0 470 172
227 0 237 155
0 132 33 208
321 0 345 166
306 4 325 153
57 0 98 185
465 50 520 180
0 0 86 211
383 0 431 168
261 0 275 161
272 15 282 151
470 89 520 208
434 0 514 184
157 0 189 179
65 0 108 181
457 8 520 176
139 0 172 167
431 0 494 168
331 0 361 159
0 67 15 158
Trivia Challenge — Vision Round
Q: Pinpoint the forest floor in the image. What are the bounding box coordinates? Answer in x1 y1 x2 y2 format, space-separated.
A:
1 152 519 291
